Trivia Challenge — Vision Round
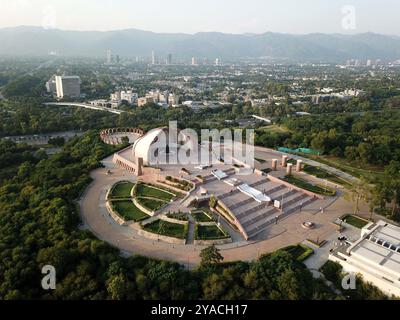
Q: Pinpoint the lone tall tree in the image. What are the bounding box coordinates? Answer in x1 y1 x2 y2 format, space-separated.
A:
200 245 224 266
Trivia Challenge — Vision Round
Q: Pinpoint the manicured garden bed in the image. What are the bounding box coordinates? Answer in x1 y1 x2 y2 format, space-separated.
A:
143 219 187 239
136 197 166 211
283 175 336 196
135 183 176 201
111 200 149 222
341 214 370 229
283 244 314 262
195 224 229 240
108 181 134 198
191 210 214 222
166 211 189 221
303 165 352 188
165 176 194 191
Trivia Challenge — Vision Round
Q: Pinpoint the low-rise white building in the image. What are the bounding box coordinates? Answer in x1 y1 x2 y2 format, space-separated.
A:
110 89 138 108
329 220 400 297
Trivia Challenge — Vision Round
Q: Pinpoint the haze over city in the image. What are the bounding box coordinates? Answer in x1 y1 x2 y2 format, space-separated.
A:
0 0 398 35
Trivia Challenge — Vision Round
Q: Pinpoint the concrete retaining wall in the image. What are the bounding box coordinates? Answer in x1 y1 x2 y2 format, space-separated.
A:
214 201 249 240
137 229 187 245
105 201 129 226
132 197 155 216
197 221 216 226
194 237 232 246
267 174 324 200
160 215 189 226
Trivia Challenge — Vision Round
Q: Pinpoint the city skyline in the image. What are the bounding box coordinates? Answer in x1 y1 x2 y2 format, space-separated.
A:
0 0 398 36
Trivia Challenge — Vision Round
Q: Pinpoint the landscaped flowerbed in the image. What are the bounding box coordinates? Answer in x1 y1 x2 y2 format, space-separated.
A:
111 200 149 222
134 182 176 201
136 197 166 212
195 224 229 240
283 244 314 262
283 175 336 196
165 176 194 191
143 219 188 239
191 209 214 222
166 211 189 221
341 214 370 229
108 181 135 199
302 164 352 188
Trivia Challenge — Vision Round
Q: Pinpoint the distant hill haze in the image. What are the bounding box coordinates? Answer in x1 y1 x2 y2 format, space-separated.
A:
1 26 400 62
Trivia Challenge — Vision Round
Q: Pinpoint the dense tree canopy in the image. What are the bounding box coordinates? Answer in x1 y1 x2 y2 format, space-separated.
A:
0 132 342 300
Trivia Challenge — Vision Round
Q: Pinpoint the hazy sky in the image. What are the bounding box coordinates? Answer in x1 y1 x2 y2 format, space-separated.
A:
0 0 398 35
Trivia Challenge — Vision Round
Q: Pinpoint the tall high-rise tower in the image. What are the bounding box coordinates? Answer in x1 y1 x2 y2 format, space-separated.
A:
106 49 112 64
151 50 156 65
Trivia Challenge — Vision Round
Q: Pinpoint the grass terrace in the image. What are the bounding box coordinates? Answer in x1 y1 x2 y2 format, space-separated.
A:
195 225 229 240
283 175 336 196
111 200 149 222
283 244 314 262
108 181 134 199
135 183 176 202
165 176 194 191
136 197 166 212
300 154 384 181
166 211 189 221
143 219 187 239
302 164 352 188
191 210 214 222
341 214 370 229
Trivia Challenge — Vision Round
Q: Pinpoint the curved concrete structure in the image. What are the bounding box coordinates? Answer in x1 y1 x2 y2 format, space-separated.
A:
44 102 124 115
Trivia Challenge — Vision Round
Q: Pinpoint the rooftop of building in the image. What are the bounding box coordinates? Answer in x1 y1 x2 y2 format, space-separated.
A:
332 220 400 280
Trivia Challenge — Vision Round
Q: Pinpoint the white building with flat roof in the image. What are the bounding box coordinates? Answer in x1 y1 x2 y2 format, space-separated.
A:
329 220 400 297
55 76 81 99
121 90 138 104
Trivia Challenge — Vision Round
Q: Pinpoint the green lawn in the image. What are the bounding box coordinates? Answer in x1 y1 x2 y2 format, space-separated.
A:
303 165 352 188
136 197 166 211
191 210 214 222
283 244 314 262
301 154 384 181
109 181 134 198
259 124 289 133
283 175 336 196
111 200 149 222
136 183 175 201
342 214 370 229
196 225 229 240
143 219 187 239
166 211 189 221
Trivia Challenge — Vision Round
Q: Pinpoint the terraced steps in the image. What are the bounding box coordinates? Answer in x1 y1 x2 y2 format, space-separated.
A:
242 207 279 229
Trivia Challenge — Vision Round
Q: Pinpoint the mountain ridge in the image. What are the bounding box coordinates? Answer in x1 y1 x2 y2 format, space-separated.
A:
0 26 399 61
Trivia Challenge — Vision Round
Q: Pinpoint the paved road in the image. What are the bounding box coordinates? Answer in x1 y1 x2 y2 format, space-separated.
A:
44 102 125 115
